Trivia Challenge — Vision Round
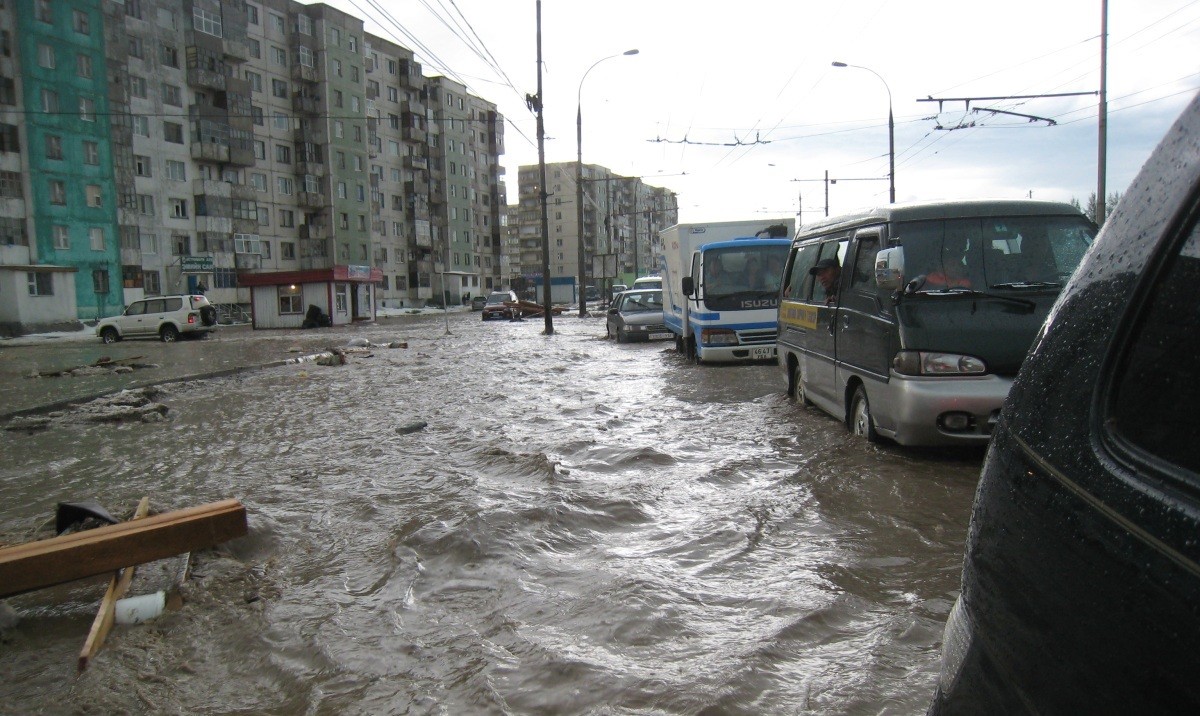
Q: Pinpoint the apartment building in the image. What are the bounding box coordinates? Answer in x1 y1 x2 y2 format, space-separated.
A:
514 161 677 296
0 0 506 334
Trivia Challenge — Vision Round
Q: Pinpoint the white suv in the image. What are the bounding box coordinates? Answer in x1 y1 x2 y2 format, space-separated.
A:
96 295 219 343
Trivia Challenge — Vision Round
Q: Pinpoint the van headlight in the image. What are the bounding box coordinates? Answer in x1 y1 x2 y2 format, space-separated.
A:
892 350 987 376
700 328 738 346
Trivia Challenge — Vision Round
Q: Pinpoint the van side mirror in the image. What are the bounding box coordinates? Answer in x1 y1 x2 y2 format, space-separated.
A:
875 247 904 291
682 276 694 296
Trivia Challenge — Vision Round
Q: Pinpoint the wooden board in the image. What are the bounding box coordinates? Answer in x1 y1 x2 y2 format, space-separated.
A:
0 499 246 599
78 496 151 671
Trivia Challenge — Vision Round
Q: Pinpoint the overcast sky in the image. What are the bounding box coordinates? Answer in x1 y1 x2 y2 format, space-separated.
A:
314 0 1200 224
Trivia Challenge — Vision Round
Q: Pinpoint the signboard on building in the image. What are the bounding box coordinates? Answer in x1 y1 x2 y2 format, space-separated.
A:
181 256 214 272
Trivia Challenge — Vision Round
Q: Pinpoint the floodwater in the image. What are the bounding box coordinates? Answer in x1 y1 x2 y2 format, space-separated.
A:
0 311 982 714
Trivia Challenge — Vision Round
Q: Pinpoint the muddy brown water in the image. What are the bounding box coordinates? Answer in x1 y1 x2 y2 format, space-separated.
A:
0 312 981 714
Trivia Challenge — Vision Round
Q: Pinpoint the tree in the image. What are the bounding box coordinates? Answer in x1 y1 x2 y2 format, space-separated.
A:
1073 191 1123 227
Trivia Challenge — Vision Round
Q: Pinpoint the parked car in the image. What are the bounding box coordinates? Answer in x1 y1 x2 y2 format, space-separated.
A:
96 294 218 343
481 290 518 321
610 283 629 298
929 93 1200 712
631 275 662 291
470 295 487 311
606 288 670 343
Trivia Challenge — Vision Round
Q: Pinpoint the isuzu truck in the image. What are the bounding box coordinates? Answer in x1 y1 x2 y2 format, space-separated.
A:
659 219 794 363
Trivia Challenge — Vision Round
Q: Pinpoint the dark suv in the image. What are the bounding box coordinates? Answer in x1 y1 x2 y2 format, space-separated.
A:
929 93 1200 712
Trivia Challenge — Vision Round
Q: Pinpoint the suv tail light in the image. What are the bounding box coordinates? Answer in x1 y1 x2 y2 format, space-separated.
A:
187 314 197 324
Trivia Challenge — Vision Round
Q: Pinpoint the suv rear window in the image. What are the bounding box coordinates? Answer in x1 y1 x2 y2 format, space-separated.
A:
164 297 183 311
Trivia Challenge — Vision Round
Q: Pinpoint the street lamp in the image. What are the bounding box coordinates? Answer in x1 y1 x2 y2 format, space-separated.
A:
577 48 638 317
832 61 895 203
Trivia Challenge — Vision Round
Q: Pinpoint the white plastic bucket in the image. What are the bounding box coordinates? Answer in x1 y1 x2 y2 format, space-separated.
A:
114 591 166 625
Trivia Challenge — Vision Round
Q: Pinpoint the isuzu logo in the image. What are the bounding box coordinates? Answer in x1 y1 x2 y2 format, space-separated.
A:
741 298 778 309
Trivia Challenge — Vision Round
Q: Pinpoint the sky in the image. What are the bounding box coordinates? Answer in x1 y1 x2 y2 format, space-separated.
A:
312 0 1200 225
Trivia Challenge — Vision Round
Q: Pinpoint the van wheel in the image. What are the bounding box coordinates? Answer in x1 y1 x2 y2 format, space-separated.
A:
850 385 880 442
160 325 179 343
100 327 120 344
791 364 813 406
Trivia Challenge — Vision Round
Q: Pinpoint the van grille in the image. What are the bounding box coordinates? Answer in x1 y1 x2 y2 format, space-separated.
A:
738 329 777 346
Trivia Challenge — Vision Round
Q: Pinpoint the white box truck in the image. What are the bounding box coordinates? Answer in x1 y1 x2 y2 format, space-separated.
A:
659 219 794 363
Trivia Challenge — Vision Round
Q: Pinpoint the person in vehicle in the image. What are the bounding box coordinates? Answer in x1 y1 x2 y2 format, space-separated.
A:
809 257 841 304
925 236 973 288
744 257 765 290
706 255 734 294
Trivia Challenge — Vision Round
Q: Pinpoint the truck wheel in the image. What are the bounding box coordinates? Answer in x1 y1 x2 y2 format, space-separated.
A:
791 363 813 406
850 385 880 443
160 325 179 343
100 327 120 344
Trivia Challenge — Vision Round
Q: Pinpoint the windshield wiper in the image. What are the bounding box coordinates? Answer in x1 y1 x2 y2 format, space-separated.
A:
989 281 1062 289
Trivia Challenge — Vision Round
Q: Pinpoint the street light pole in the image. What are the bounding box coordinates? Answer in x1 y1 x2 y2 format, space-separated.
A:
577 49 638 317
832 61 895 203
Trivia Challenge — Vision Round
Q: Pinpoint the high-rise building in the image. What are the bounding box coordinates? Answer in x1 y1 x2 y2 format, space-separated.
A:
0 0 506 334
514 161 676 296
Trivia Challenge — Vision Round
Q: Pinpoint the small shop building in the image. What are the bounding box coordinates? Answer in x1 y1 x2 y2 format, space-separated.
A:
237 265 382 329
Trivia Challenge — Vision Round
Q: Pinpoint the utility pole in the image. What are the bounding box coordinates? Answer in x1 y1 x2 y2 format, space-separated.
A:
791 171 884 216
1097 0 1108 223
533 1 553 334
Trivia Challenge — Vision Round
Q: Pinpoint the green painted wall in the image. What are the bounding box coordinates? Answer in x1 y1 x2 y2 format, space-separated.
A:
18 0 122 320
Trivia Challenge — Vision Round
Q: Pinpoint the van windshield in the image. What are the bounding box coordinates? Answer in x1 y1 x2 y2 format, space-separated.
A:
703 244 791 309
897 215 1096 292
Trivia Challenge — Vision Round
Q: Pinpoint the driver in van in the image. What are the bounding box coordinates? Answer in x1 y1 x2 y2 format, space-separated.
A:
925 236 973 288
809 257 841 305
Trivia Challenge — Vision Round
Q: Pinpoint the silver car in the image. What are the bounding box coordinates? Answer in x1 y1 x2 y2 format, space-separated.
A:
605 289 670 343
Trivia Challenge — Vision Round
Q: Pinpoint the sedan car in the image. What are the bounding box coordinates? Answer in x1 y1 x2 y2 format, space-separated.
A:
481 290 518 320
606 288 671 343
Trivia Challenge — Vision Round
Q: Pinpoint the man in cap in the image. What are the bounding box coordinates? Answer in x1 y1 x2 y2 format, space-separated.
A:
809 257 841 305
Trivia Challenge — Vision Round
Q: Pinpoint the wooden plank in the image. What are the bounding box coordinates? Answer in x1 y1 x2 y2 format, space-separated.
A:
78 496 151 672
0 499 246 599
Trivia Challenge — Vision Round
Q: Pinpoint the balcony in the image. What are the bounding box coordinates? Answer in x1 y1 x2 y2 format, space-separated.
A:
294 161 325 177
192 179 231 198
292 94 320 116
402 126 426 143
404 155 428 171
299 223 327 240
231 183 257 201
405 179 429 196
194 216 233 234
234 252 262 270
294 126 325 145
291 64 319 84
223 39 249 62
191 142 229 163
297 192 326 209
187 67 226 92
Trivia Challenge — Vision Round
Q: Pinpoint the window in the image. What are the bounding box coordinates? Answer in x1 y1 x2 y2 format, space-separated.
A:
79 97 95 121
38 43 54 68
271 79 288 98
251 105 264 126
270 12 285 35
86 185 102 208
282 242 296 259
137 194 154 215
41 88 57 113
334 120 344 138
271 46 287 66
193 7 222 37
36 0 53 23
129 37 144 59
298 45 314 67
276 177 293 195
129 76 147 98
45 135 63 160
279 209 295 227
165 160 186 181
257 207 269 225
250 173 267 191
162 84 182 106
247 4 259 25
253 140 266 159
49 180 66 205
170 198 188 218
53 225 69 249
28 272 53 296
144 270 161 295
161 43 179 68
273 111 288 130
83 141 99 165
246 71 262 93
89 227 105 250
234 233 261 254
172 233 190 255
297 14 313 35
164 122 184 143
73 9 91 34
133 116 150 137
141 233 158 254
275 144 291 164
77 53 93 78
303 174 320 194
0 77 13 106
329 27 341 46
248 38 261 59
279 285 302 314
214 268 237 289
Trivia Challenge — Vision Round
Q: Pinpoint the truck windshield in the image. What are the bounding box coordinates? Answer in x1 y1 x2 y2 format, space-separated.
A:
703 244 791 309
897 215 1096 292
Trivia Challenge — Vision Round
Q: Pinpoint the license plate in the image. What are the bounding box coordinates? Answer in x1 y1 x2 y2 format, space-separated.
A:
650 332 672 340
751 347 774 360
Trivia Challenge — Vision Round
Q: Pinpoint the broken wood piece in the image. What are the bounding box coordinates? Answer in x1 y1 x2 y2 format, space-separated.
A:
0 499 247 599
78 497 150 672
